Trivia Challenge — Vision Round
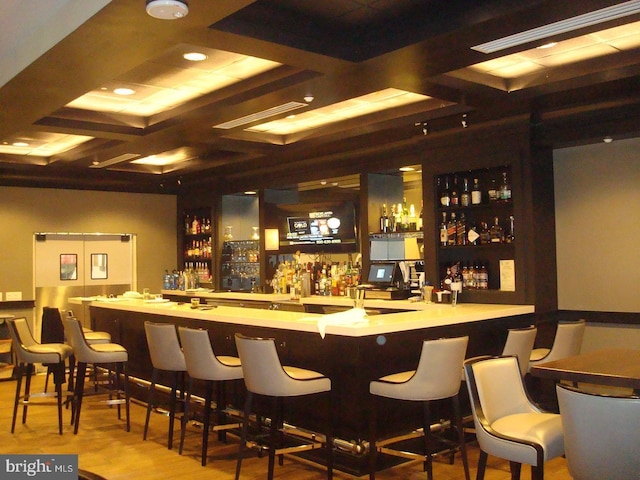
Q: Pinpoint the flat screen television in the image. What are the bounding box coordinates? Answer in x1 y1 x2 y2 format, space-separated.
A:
267 201 358 254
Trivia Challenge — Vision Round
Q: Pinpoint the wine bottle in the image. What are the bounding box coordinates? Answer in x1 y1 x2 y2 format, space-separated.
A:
489 216 504 243
457 212 467 246
499 171 512 201
447 212 457 246
460 177 471 207
488 178 498 202
505 215 515 243
471 178 482 205
450 176 460 206
477 262 489 289
440 176 451 207
439 212 448 247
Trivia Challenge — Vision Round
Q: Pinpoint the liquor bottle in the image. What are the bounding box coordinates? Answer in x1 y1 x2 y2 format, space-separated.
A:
408 203 417 231
460 177 471 207
191 216 200 235
461 263 470 288
440 176 451 207
417 200 423 230
380 204 388 233
489 216 504 243
456 212 467 246
499 171 512 201
488 178 498 202
471 178 482 205
467 223 480 246
389 204 397 232
447 212 457 246
402 197 409 230
396 202 404 231
450 176 460 206
184 214 191 235
505 215 515 243
442 265 453 291
479 221 491 245
467 262 477 289
439 212 448 247
477 262 489 289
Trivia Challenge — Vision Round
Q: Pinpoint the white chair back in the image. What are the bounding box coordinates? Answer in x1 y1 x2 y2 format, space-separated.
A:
62 317 96 363
468 356 538 424
382 336 468 401
144 322 186 372
178 327 241 381
557 384 640 480
502 326 536 376
547 320 585 360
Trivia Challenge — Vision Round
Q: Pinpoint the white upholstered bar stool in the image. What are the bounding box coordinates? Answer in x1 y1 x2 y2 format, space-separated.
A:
528 319 585 373
369 336 470 480
234 333 333 480
8 317 73 435
63 316 130 434
464 356 564 480
178 327 243 466
41 307 111 392
557 384 640 480
143 321 187 450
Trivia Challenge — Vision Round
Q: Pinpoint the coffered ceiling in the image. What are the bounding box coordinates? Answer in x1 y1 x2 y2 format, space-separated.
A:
1 0 640 194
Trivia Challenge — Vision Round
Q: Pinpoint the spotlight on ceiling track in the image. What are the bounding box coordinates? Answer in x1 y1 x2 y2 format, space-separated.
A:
146 0 189 20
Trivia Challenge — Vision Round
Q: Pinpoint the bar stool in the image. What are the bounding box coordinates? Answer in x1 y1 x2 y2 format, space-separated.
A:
41 307 111 392
234 333 333 480
369 336 470 480
178 326 243 466
7 317 73 435
63 316 130 434
143 321 187 450
528 319 585 373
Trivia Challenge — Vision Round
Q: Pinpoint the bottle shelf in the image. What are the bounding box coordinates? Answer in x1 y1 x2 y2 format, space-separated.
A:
369 231 424 239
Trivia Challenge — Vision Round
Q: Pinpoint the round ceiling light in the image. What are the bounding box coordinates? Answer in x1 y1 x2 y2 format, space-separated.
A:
146 0 189 20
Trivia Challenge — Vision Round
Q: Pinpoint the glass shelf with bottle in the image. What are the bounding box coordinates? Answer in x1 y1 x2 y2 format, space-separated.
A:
221 240 260 292
437 166 512 209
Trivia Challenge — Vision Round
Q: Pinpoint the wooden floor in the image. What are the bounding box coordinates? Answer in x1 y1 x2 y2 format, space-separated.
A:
0 373 573 480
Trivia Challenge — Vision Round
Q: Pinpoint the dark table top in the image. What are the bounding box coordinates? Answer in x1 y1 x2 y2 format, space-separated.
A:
530 348 640 393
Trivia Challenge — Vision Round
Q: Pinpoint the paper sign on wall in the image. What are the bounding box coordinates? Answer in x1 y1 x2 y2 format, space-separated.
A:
499 260 515 292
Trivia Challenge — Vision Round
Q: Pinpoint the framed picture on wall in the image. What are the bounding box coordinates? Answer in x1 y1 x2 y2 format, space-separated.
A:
91 253 108 280
60 254 77 280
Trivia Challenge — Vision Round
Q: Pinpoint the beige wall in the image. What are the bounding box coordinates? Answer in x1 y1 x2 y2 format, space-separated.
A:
0 186 177 321
554 137 640 351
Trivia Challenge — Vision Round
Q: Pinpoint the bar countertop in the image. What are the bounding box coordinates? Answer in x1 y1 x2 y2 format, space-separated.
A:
72 296 534 337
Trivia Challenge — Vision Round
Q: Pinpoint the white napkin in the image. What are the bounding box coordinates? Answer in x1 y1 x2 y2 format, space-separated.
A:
317 308 368 339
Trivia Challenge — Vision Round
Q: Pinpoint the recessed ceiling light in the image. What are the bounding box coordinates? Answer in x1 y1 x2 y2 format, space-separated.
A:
320 180 327 185
183 52 207 62
12 142 29 147
304 94 314 103
603 136 613 143
113 88 135 96
244 190 257 195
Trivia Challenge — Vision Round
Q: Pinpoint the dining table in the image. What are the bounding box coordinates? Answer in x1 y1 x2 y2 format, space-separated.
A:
529 347 640 395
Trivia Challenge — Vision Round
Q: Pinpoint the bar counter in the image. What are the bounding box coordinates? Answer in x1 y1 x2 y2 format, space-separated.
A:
77 296 534 474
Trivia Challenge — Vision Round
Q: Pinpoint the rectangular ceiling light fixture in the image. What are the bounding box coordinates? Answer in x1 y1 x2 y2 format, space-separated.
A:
89 153 140 168
213 101 308 129
472 0 640 53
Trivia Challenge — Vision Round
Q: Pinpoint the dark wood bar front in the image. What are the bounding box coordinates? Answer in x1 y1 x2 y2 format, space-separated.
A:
88 299 533 474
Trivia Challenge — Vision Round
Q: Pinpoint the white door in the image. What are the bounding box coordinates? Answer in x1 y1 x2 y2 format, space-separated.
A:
34 233 135 336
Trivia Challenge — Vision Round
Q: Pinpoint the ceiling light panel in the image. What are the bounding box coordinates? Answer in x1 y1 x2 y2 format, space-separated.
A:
0 133 93 156
457 20 640 84
248 89 431 135
471 0 640 53
66 47 281 117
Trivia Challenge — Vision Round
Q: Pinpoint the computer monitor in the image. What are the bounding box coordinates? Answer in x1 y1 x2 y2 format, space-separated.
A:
366 261 399 288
